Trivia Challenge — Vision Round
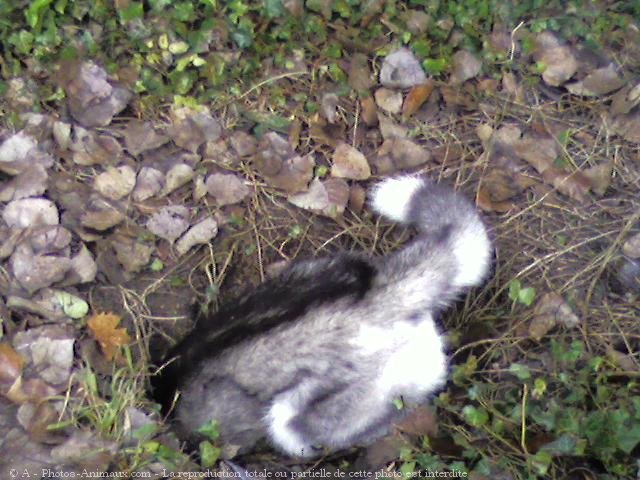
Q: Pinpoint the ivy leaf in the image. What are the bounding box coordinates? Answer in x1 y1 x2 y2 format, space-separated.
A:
509 363 532 381
540 433 579 456
519 287 537 306
508 279 522 302
117 1 144 23
199 441 221 468
25 0 53 29
197 420 220 441
530 450 552 476
462 405 489 427
263 0 285 18
422 57 448 75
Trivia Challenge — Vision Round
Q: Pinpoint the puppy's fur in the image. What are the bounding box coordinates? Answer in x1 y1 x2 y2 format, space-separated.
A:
153 175 492 458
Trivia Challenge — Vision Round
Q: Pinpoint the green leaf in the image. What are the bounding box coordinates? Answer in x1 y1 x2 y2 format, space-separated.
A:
199 440 221 468
244 111 291 134
196 420 220 441
509 363 531 380
132 423 159 440
533 377 547 397
150 259 164 272
231 26 253 49
530 406 557 430
613 410 640 454
422 57 448 75
518 287 536 306
54 291 89 319
530 450 552 476
8 30 35 55
412 39 431 58
540 433 578 456
172 2 195 21
117 1 144 23
508 279 521 302
399 461 416 477
263 0 285 18
392 397 405 410
462 405 489 427
415 453 444 470
26 0 54 29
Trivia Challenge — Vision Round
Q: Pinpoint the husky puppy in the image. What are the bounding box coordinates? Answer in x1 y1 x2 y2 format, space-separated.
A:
153 175 492 458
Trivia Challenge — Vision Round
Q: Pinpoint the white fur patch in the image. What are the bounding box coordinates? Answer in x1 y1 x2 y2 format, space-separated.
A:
351 316 447 401
266 397 307 457
371 176 424 222
452 219 491 288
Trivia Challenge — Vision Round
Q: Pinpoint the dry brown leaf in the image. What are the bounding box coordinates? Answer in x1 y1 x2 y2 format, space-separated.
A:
431 144 465 165
254 132 315 192
533 32 577 87
321 92 340 123
229 131 257 157
378 137 431 169
111 234 154 273
205 173 250 206
540 168 591 202
169 106 222 153
122 121 169 156
374 88 403 114
607 347 640 372
65 62 132 128
512 133 591 201
476 187 514 213
3 197 59 228
583 160 613 196
623 232 640 259
93 165 136 200
348 184 366 213
482 169 526 202
610 83 640 116
132 167 165 202
395 404 438 438
80 196 125 231
450 49 482 85
331 142 371 180
501 72 525 103
379 48 426 89
10 242 72 294
176 217 219 256
441 85 476 109
70 127 121 167
0 164 48 202
146 205 190 243
565 64 625 97
348 53 374 93
0 343 24 385
611 111 640 143
161 163 195 196
360 96 378 126
529 292 580 341
402 80 435 118
288 178 349 218
87 312 131 361
308 115 345 147
377 113 409 140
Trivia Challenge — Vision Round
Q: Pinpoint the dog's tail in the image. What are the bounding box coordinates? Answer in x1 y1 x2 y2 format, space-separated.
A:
370 175 492 307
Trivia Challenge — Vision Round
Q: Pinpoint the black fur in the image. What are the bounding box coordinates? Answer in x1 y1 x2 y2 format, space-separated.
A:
153 255 376 412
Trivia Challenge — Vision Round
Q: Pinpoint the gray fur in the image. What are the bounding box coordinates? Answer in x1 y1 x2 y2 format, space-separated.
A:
161 175 492 457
